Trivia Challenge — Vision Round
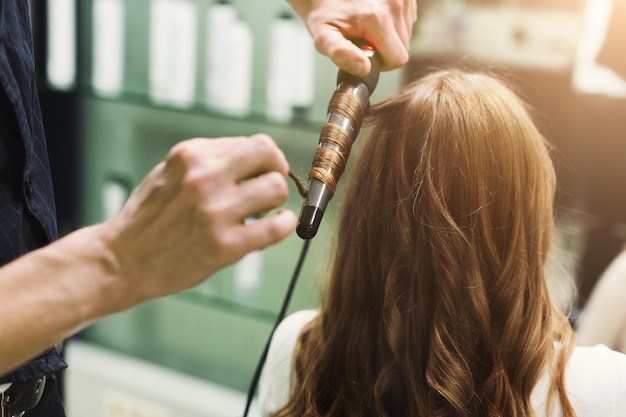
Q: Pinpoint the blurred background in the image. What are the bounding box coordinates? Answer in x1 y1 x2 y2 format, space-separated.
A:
28 0 626 415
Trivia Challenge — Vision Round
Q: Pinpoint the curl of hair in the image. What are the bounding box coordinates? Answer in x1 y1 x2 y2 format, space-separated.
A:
273 69 576 417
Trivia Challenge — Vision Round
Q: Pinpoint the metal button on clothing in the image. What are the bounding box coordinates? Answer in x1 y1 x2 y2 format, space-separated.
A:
34 378 43 395
0 376 47 417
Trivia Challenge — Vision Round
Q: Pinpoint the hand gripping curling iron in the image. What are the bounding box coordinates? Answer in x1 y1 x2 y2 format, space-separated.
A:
296 42 381 239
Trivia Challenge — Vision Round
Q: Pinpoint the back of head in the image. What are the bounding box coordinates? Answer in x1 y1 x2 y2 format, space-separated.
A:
349 69 556 276
279 70 574 417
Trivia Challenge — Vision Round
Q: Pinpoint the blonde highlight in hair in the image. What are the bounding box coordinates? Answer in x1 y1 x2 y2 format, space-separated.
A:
274 69 576 417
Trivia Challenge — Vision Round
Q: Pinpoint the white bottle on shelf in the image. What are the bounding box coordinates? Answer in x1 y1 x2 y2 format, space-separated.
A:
290 21 315 124
266 11 298 123
266 11 315 124
46 0 77 91
205 0 253 117
149 0 198 108
92 0 126 97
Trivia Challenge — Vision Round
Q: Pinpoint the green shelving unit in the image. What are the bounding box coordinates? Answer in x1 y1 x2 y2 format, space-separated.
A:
73 0 404 391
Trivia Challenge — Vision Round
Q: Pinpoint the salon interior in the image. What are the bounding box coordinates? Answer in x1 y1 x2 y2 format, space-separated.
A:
31 0 626 415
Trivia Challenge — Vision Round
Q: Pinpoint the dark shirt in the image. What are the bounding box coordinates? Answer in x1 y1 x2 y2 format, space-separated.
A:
0 0 68 390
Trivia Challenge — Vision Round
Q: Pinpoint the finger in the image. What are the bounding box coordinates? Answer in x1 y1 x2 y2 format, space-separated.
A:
315 28 372 77
400 0 418 46
360 16 409 71
222 134 290 182
404 0 418 46
377 0 412 50
409 0 419 29
235 210 298 253
235 171 291 219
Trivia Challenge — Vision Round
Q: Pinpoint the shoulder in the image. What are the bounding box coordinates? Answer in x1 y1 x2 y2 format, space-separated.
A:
264 310 319 376
258 310 319 416
272 310 319 347
565 345 626 415
567 343 626 377
532 344 626 416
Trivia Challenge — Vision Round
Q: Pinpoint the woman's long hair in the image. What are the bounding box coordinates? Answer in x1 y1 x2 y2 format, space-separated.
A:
275 70 575 417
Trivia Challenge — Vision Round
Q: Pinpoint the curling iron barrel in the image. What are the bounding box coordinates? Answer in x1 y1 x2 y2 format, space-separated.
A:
296 43 381 239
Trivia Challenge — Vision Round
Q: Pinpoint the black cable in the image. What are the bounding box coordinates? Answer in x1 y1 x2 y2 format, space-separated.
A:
242 238 311 417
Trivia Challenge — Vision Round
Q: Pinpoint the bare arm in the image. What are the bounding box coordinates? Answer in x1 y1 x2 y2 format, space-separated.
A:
0 134 297 374
287 0 418 76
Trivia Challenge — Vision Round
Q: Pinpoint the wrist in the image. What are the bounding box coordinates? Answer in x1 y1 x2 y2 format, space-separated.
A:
49 224 128 322
0 223 128 362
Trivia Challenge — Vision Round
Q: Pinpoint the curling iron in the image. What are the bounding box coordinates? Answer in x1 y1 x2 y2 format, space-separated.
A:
296 41 381 239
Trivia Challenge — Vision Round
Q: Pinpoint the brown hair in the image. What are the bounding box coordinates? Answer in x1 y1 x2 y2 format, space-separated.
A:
275 69 575 417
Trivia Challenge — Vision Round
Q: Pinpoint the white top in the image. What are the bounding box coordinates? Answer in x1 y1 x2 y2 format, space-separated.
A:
576 250 626 353
259 310 626 417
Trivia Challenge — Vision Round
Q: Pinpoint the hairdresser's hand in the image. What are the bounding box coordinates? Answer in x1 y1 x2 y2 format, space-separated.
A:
101 134 297 309
0 134 296 372
287 0 417 77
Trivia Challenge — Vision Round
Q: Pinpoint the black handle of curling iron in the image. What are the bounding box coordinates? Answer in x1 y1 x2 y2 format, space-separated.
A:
336 42 381 97
296 41 381 239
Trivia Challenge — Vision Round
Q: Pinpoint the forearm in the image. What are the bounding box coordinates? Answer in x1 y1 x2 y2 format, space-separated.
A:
0 224 119 374
0 134 297 375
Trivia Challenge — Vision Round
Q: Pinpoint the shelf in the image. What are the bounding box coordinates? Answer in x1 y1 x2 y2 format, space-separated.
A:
77 84 326 133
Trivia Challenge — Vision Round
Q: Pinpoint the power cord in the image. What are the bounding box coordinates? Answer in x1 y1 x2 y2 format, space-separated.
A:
242 238 311 417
